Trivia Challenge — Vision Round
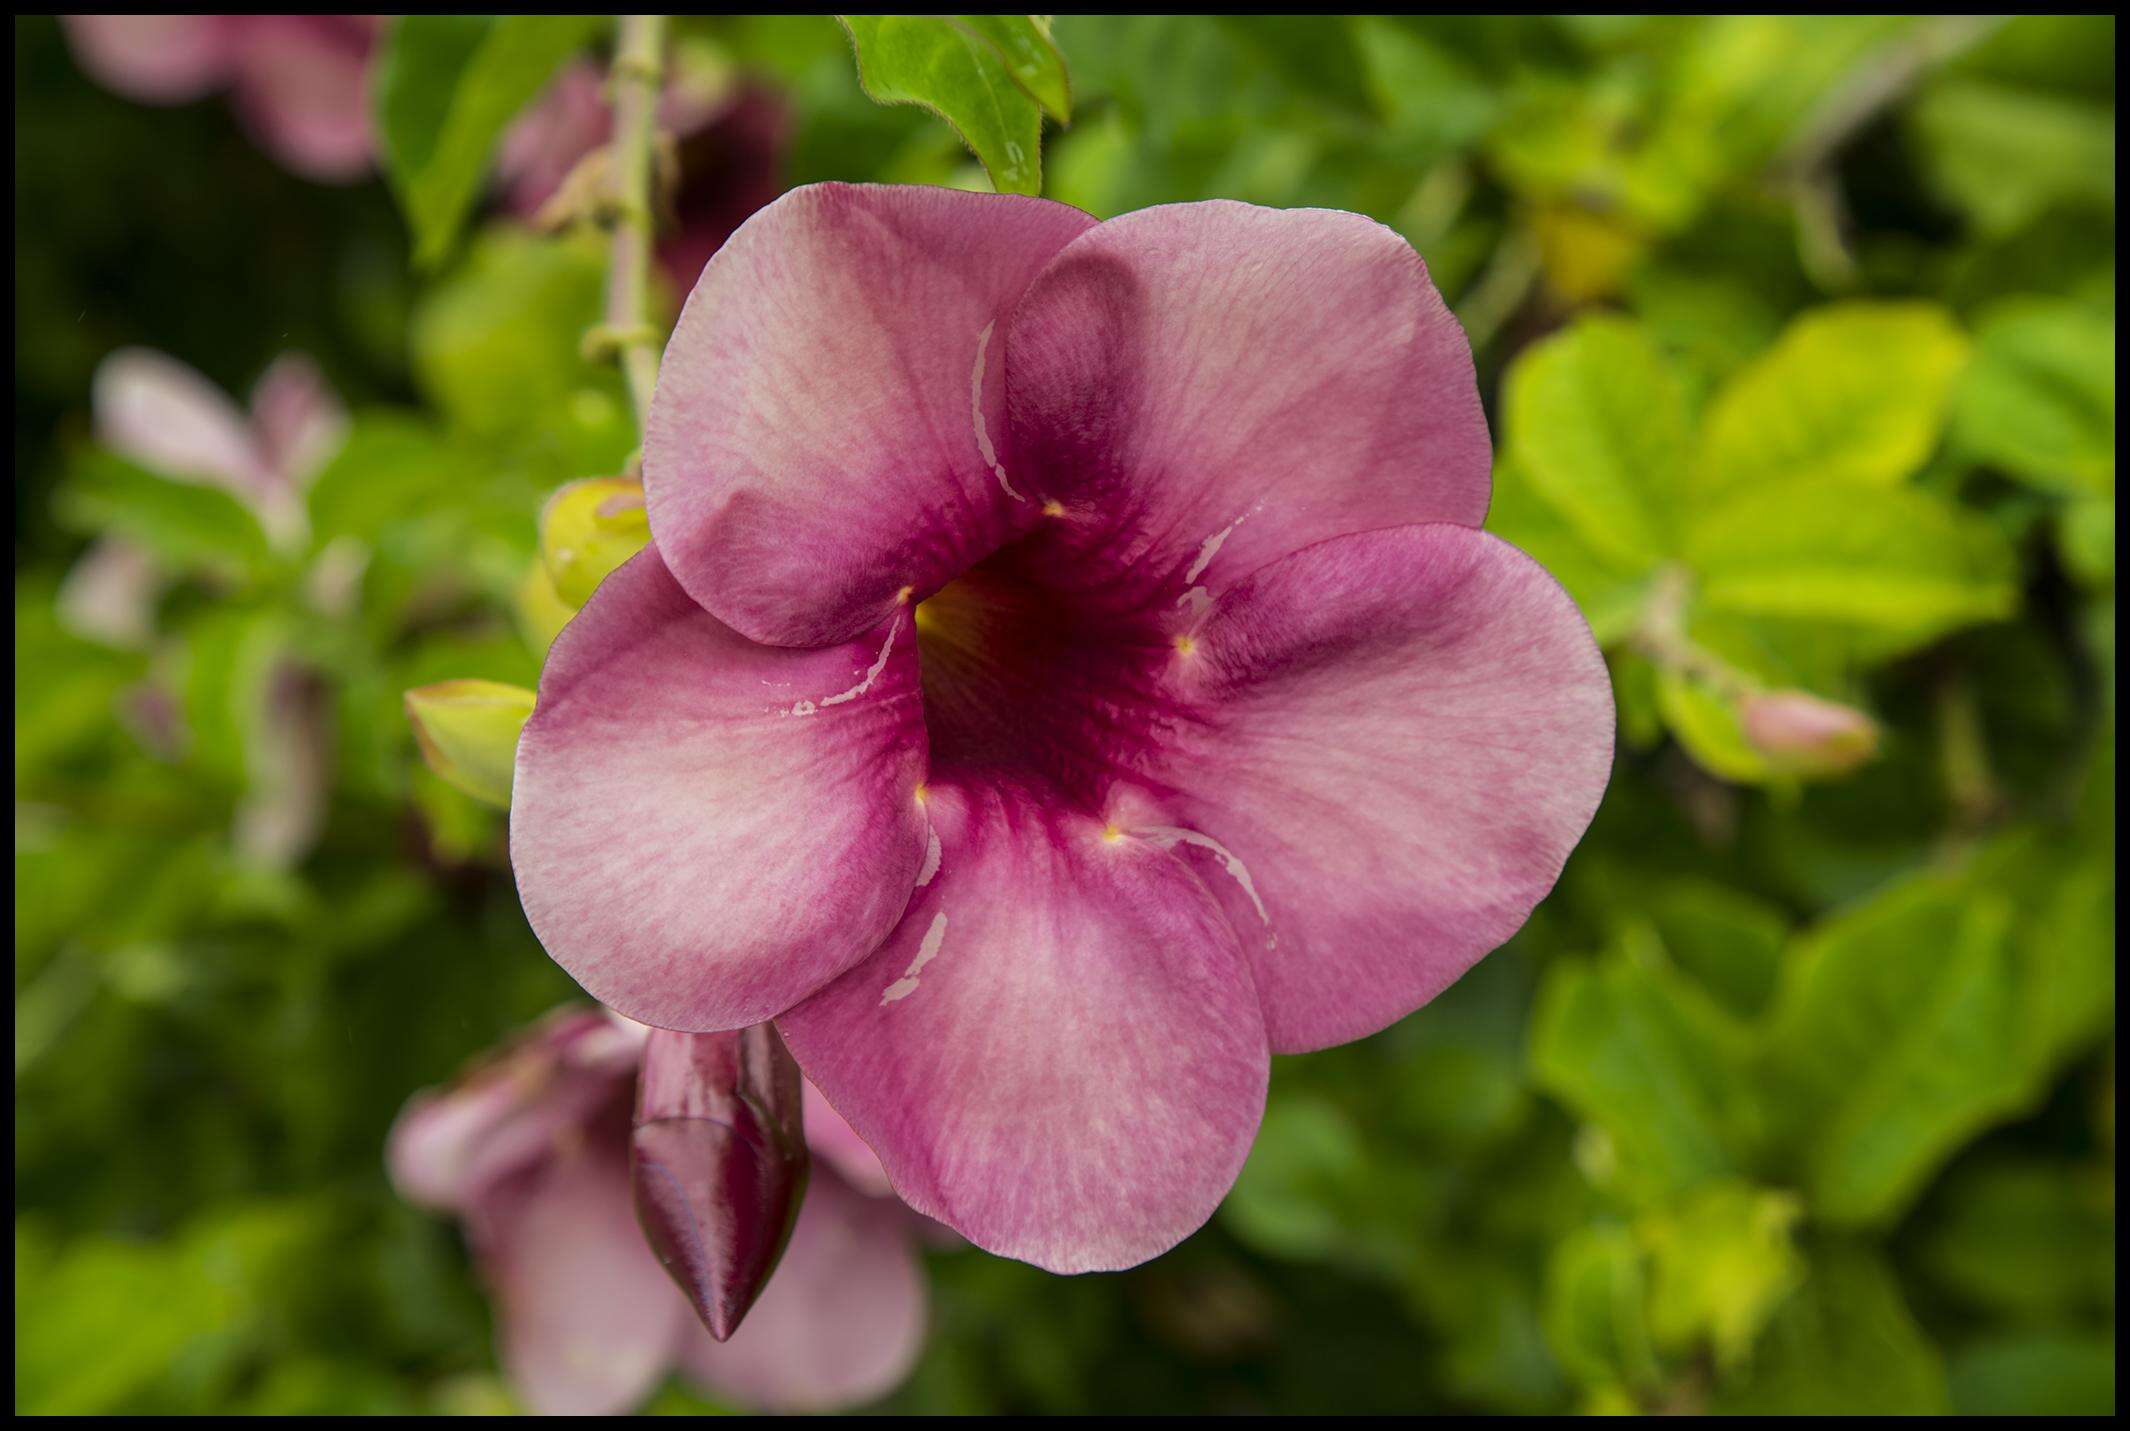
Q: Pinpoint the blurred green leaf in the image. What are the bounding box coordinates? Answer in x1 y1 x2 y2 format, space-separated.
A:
1712 1244 1949 1414
1654 667 1777 785
1764 873 2029 1225
1223 1092 1369 1263
1918 1155 2115 1319
839 16 1046 194
1912 77 2116 239
1686 477 2017 654
55 451 273 583
1530 948 1760 1205
1949 1333 2118 1416
374 15 606 268
1542 1224 1660 1391
1639 1180 1803 1367
1951 296 2116 498
1645 880 1789 1020
1503 316 1690 570
1695 303 1970 494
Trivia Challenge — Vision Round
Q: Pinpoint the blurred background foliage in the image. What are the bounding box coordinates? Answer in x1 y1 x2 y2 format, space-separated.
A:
14 13 2115 1415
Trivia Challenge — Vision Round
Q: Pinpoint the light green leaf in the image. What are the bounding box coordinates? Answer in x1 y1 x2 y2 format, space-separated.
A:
1543 1224 1660 1391
374 15 606 267
404 680 536 809
839 16 1046 195
1503 316 1691 569
1911 77 2116 238
1483 454 1653 647
1764 873 2030 1225
1951 297 2116 497
951 16 1070 123
1530 951 1760 1206
1639 1181 1804 1368
1654 667 1775 785
1686 477 2017 652
55 450 274 582
1696 302 1971 493
1713 1244 1950 1414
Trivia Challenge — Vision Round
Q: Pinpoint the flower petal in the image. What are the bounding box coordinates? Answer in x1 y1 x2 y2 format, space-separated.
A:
62 14 233 102
644 182 1097 648
1004 202 1491 613
511 547 931 1031
677 1169 926 1412
801 1078 892 1198
227 16 376 183
249 351 347 487
1152 523 1614 1053
777 783 1268 1273
476 1141 689 1416
92 348 269 498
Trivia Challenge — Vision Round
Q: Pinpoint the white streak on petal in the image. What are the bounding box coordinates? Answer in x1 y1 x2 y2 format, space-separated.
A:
915 828 942 887
784 622 898 718
1140 825 1275 945
971 320 1023 502
880 911 948 1004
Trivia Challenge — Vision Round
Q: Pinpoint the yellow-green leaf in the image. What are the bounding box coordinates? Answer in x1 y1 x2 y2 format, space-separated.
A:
404 680 536 809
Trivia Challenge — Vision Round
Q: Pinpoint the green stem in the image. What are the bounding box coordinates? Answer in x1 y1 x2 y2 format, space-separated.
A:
602 14 667 437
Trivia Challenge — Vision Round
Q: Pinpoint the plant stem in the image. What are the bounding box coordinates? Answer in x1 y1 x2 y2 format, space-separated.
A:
603 14 667 437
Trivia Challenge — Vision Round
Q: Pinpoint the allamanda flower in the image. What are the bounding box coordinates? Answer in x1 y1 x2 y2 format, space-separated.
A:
511 183 1616 1274
389 1006 927 1415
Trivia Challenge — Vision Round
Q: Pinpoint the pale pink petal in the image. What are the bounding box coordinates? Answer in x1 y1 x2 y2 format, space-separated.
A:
1152 523 1614 1053
249 351 347 488
801 1079 892 1198
677 1169 926 1412
510 548 932 1031
777 782 1268 1273
62 14 235 102
1004 202 1491 615
93 348 271 498
496 61 611 218
386 1007 644 1212
477 1139 690 1416
644 182 1097 648
227 15 376 182
55 537 163 648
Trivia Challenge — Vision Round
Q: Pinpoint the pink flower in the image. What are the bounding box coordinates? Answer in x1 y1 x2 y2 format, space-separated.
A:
1740 689 1880 776
62 15 381 183
388 1006 928 1415
510 185 1616 1274
496 61 788 292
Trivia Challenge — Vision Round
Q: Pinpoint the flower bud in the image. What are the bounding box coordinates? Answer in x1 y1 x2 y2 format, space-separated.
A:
1740 690 1879 777
631 1025 809 1342
540 477 651 608
404 680 537 808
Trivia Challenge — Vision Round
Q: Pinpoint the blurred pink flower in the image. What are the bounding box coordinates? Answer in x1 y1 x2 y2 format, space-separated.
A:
496 60 788 291
388 1006 928 1415
509 184 1616 1274
62 14 382 183
1741 689 1880 776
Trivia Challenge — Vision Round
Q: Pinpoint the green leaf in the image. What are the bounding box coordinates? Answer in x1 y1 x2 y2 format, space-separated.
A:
1763 872 2030 1224
1503 315 1691 569
1949 1333 2119 1417
1638 1180 1804 1368
839 16 1046 194
1654 667 1776 785
1951 297 2116 497
374 15 606 267
1645 880 1789 1020
305 413 470 548
1686 477 2017 654
1530 950 1760 1205
950 16 1070 123
403 680 536 809
1221 1093 1369 1263
1695 302 1971 493
1917 1156 2115 1319
1542 1224 1660 1391
1483 454 1653 647
1712 1244 1949 1414
55 450 273 582
1911 77 2116 238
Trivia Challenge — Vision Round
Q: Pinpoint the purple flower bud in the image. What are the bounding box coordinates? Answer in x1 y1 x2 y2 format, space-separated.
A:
1741 690 1880 775
631 1024 809 1341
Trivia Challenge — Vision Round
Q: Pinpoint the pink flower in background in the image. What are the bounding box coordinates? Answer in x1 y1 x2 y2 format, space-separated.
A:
388 1007 928 1416
510 184 1616 1273
496 60 789 292
62 14 382 183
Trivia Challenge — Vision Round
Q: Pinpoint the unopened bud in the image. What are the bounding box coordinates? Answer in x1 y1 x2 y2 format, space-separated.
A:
1740 690 1879 776
404 680 537 808
539 477 651 608
631 1025 808 1342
